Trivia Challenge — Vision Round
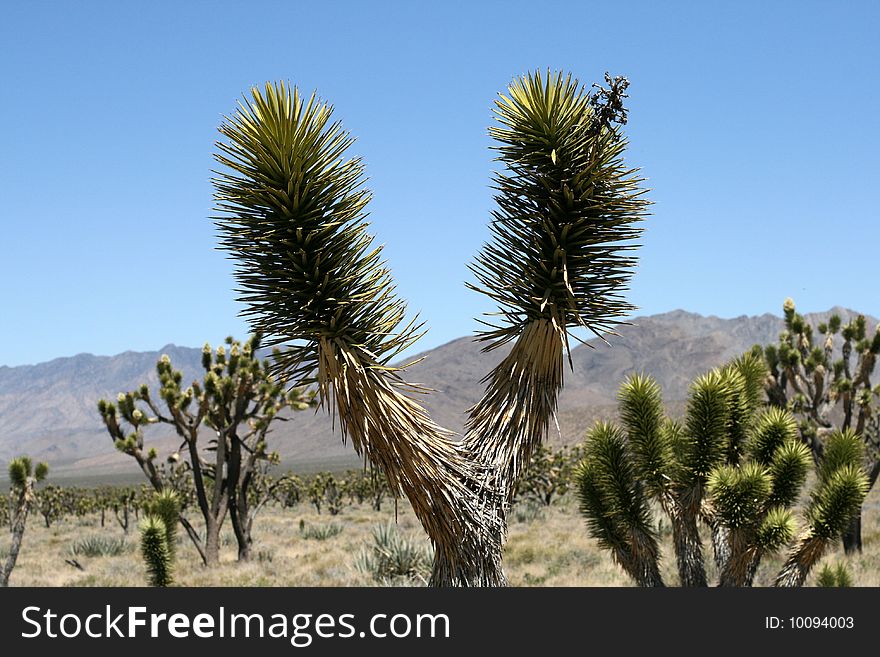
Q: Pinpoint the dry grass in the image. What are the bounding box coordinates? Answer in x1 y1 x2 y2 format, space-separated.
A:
2 483 878 587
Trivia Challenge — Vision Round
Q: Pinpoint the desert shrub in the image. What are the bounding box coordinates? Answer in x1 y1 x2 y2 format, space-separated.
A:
816 561 853 587
70 535 128 558
355 522 432 584
299 520 343 541
512 499 546 524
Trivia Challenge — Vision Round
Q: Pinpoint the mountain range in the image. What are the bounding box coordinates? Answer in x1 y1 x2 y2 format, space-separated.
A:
0 307 874 482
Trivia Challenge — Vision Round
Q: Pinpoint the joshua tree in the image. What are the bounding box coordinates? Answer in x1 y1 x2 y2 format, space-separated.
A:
213 70 647 585
515 444 582 507
761 298 880 553
575 354 868 587
98 334 316 565
1 457 48 587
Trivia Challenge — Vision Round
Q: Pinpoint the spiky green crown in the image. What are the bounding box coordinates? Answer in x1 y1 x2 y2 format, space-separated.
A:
755 506 796 551
748 407 799 465
575 422 656 549
468 70 649 351
8 456 32 488
678 370 730 485
767 440 811 508
707 462 771 529
818 429 865 484
140 515 173 587
213 82 420 381
8 457 47 488
617 374 671 493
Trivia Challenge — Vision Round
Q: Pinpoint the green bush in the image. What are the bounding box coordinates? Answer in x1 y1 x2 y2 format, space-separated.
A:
70 535 128 557
299 520 343 541
355 522 432 584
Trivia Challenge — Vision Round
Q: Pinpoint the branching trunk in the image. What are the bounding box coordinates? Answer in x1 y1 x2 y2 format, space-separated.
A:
317 338 505 587
1 485 34 587
774 533 826 587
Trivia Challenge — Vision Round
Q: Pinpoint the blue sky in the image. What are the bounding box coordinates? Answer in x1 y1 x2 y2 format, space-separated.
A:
1 1 878 367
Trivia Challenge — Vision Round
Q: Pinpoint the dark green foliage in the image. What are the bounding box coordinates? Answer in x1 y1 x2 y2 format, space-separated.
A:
213 83 419 381
469 71 648 350
8 457 34 488
577 351 869 588
749 407 799 465
575 422 662 586
679 371 730 485
766 441 811 508
816 561 853 587
755 507 796 551
817 429 865 484
145 490 180 562
140 516 173 587
707 463 771 530
806 466 868 540
617 374 671 495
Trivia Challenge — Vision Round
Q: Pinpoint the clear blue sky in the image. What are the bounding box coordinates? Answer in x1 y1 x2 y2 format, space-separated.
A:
1 1 878 367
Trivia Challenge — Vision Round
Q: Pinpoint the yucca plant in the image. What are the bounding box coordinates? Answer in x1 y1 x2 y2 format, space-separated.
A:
140 515 173 587
213 71 647 585
816 561 853 587
575 353 868 587
1 456 48 587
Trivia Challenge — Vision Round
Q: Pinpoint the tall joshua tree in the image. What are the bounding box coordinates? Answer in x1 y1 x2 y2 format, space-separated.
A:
213 71 648 585
1 457 48 587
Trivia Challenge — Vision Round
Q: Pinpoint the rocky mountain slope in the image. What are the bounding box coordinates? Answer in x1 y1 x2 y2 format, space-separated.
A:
0 307 872 479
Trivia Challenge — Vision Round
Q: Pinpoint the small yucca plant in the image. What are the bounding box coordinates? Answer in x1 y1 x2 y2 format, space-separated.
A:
140 516 173 587
816 561 853 587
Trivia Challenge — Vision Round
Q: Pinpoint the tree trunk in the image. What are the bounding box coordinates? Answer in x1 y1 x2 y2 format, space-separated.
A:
672 514 707 587
1 490 31 587
774 534 825 587
204 518 221 567
842 513 862 554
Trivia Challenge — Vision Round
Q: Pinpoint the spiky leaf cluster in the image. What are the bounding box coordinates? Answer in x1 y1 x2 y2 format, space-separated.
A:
575 422 661 585
748 407 799 465
707 462 771 529
578 353 829 586
213 82 420 381
469 70 649 351
617 374 672 496
755 506 797 551
145 490 180 562
818 429 865 484
8 457 48 489
807 465 868 540
766 440 811 508
678 370 730 485
816 562 853 587
140 516 173 587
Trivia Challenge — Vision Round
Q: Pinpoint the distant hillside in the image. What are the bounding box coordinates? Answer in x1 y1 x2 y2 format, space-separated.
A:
0 307 874 480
